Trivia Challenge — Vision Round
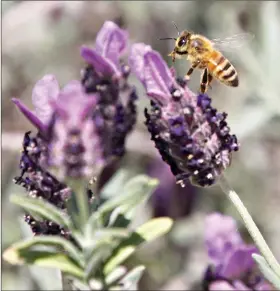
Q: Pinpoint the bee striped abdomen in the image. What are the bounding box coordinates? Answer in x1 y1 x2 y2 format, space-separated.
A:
208 51 239 87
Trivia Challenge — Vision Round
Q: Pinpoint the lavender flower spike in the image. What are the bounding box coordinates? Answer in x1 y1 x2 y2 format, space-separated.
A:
203 213 272 291
81 21 138 159
130 43 239 187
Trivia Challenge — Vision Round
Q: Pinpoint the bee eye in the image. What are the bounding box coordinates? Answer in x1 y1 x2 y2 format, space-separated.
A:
178 38 186 47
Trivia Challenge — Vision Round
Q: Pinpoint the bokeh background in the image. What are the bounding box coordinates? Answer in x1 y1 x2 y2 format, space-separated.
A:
2 1 280 290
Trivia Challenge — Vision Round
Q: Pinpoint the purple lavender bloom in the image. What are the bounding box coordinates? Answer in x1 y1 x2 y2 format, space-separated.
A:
80 21 137 158
129 44 239 187
147 157 196 218
12 21 137 236
13 77 102 179
203 213 272 291
12 79 99 235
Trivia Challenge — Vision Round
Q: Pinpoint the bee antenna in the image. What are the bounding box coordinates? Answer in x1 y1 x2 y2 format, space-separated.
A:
159 37 177 41
172 21 180 36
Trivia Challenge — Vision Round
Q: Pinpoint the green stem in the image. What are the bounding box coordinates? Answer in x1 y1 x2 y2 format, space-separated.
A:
219 174 280 278
61 272 72 291
67 178 89 230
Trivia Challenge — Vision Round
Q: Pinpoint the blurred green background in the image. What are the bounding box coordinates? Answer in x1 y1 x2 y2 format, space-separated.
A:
2 1 280 290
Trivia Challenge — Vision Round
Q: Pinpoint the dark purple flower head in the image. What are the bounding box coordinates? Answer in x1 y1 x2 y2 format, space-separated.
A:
203 213 272 291
80 21 137 159
14 131 72 237
130 43 239 187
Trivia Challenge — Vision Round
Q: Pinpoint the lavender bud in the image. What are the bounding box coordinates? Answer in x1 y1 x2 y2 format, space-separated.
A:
130 44 239 187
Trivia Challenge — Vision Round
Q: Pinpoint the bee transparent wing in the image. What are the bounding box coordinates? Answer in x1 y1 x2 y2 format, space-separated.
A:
211 33 254 52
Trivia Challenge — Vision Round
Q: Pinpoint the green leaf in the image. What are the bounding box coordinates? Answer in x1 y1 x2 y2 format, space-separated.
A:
134 217 173 241
72 279 91 291
85 247 111 281
3 248 84 280
99 175 158 214
86 175 158 234
106 266 127 285
82 228 131 255
99 169 134 200
10 195 72 230
252 254 280 289
104 246 136 275
108 207 131 228
89 279 103 290
104 217 173 274
3 236 84 267
119 265 146 290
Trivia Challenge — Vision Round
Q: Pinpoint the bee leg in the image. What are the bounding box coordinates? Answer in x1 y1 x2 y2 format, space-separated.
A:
200 68 208 93
207 72 213 90
168 51 176 63
185 61 199 81
172 52 176 63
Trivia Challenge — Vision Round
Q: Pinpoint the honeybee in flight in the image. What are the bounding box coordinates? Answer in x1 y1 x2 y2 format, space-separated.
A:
160 22 254 93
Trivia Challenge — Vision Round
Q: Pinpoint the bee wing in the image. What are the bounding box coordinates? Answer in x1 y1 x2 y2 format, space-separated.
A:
211 32 254 52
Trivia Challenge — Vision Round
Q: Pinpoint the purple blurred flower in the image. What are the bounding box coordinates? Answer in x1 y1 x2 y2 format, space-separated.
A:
129 44 239 187
203 213 272 291
147 157 196 218
81 21 137 158
13 78 102 179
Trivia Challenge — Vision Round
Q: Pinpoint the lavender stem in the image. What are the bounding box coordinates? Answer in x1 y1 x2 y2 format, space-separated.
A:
67 178 89 230
61 272 73 291
219 174 280 278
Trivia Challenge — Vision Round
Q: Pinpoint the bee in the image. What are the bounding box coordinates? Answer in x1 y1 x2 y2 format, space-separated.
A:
160 22 254 93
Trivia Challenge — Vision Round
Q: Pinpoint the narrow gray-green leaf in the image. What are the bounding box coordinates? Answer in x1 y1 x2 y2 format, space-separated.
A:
85 247 111 280
72 279 91 291
119 265 146 290
104 217 173 274
82 228 130 255
99 169 134 200
3 236 84 267
104 246 136 275
86 175 158 236
135 217 173 241
108 208 131 228
106 266 127 285
11 195 72 230
93 229 130 241
98 175 158 214
252 254 280 289
3 248 83 280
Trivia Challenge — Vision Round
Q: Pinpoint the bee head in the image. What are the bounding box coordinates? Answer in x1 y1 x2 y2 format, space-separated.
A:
175 31 191 54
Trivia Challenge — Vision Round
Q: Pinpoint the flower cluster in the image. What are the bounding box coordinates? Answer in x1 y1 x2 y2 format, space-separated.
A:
130 44 238 187
203 213 271 290
12 21 137 235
